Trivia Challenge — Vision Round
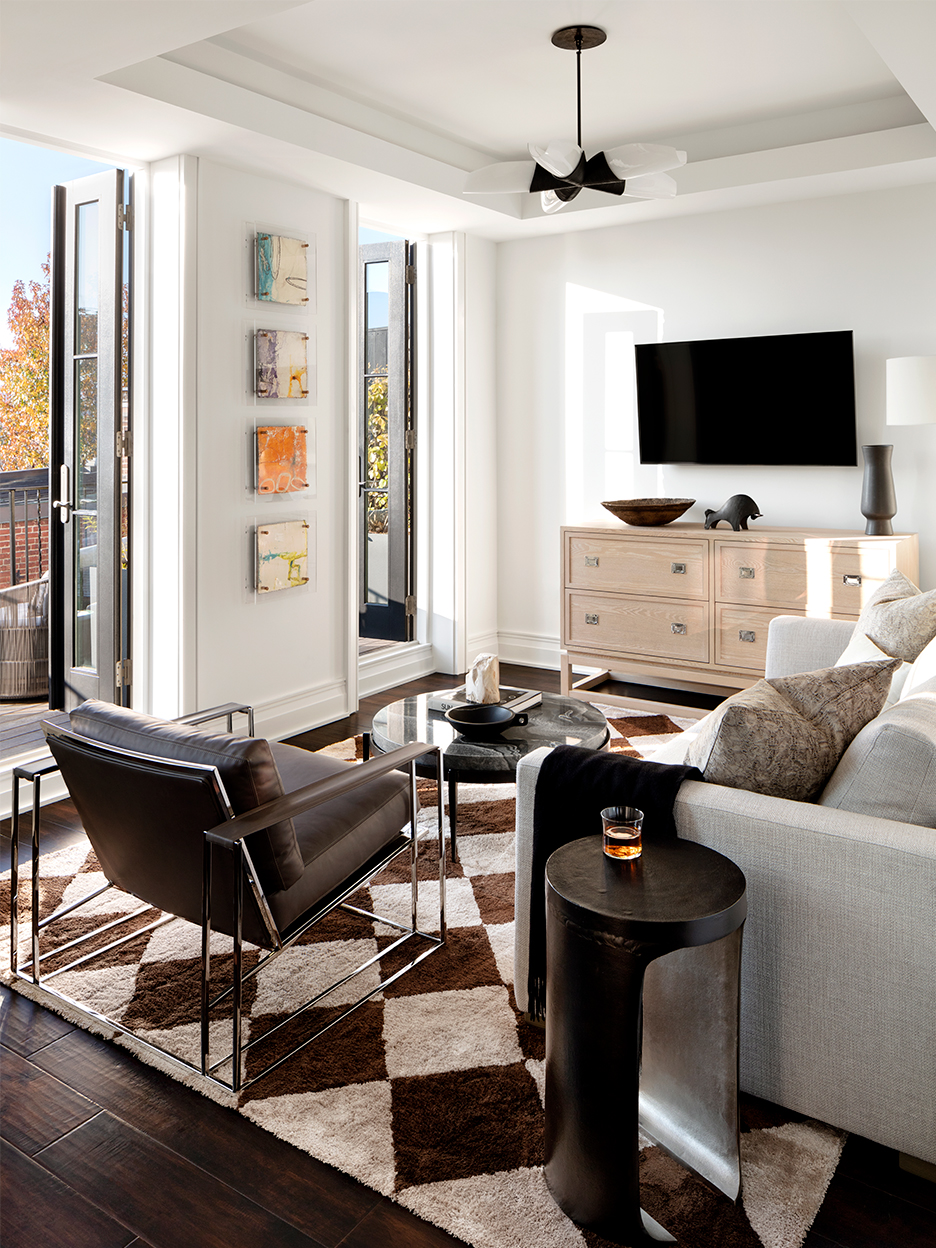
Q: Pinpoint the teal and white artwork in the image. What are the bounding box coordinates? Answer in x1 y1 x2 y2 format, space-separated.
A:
257 233 308 305
256 519 309 593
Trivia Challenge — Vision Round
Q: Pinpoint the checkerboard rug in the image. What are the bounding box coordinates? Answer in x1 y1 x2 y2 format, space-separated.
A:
3 708 845 1248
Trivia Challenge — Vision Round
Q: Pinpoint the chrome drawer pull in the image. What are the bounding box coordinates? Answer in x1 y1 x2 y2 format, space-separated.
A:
585 613 599 625
739 630 756 643
671 623 687 635
671 562 686 574
584 555 599 567
843 573 862 587
739 567 755 579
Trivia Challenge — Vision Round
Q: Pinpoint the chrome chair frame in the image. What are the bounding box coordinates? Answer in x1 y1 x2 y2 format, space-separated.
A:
9 718 446 1095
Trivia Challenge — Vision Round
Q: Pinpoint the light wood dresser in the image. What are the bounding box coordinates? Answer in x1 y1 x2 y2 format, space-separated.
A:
560 523 919 711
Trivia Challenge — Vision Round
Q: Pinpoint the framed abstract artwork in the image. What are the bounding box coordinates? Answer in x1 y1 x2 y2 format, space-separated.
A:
256 425 308 493
256 233 308 305
256 329 309 399
256 519 309 592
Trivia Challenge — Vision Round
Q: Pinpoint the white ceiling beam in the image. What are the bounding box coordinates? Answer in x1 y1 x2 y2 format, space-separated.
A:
847 2 936 129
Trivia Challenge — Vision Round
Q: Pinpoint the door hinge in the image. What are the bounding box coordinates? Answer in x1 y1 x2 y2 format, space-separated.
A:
115 659 132 688
117 203 133 231
116 430 132 458
404 429 416 451
405 595 416 616
405 264 417 285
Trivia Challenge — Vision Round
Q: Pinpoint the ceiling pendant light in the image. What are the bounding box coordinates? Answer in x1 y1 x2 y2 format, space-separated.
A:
464 26 687 213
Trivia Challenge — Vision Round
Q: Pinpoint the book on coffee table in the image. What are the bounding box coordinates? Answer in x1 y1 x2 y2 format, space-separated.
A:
427 686 543 714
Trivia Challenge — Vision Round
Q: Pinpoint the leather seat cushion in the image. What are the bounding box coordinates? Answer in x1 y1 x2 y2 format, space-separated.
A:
70 700 305 893
266 742 414 934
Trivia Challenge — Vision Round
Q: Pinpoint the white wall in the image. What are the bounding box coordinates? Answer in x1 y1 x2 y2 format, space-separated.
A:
191 159 350 736
495 183 936 668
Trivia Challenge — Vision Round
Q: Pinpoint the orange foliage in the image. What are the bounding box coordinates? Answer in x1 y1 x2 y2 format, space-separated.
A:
0 261 49 470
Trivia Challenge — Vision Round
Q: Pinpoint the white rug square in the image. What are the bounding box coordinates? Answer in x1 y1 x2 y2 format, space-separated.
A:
382 984 522 1079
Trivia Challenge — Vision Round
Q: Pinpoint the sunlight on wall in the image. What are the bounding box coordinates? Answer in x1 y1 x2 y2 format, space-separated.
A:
564 284 663 524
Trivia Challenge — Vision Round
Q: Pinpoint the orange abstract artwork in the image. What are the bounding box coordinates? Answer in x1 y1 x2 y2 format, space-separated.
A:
257 425 308 493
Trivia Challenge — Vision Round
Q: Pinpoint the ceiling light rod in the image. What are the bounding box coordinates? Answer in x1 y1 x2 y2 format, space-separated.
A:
551 25 607 150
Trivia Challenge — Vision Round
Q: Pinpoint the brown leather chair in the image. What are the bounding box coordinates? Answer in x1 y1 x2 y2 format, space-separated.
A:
9 699 445 1093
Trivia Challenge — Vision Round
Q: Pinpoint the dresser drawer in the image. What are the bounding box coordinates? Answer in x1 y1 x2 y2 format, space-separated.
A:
715 605 805 672
566 534 707 599
716 541 894 614
565 591 710 664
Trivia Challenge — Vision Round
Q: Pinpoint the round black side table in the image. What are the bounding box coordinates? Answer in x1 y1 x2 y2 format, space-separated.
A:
544 836 747 1245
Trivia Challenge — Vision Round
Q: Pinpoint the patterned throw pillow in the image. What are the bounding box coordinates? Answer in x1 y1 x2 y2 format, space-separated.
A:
852 570 936 663
687 659 900 802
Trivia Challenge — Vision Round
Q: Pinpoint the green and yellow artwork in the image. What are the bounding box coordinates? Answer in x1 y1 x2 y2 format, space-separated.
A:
256 519 309 592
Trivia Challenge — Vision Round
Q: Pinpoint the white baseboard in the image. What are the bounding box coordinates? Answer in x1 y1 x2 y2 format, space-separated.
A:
496 630 561 671
358 642 436 699
254 679 349 742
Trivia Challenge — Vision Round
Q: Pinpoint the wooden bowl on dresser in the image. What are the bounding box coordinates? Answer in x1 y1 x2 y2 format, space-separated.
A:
601 498 695 526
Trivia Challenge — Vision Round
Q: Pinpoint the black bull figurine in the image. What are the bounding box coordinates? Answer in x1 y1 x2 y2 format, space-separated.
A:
704 494 763 531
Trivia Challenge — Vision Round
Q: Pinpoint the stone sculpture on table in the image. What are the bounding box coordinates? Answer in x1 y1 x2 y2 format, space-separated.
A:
466 653 500 704
704 495 763 531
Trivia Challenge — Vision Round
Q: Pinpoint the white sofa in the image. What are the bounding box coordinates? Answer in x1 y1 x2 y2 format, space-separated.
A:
515 615 936 1166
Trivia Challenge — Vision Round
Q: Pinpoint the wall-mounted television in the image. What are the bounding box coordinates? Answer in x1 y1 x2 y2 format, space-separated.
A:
635 330 857 466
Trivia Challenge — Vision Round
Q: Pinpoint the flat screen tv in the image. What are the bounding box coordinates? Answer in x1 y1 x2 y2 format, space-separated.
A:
635 330 857 466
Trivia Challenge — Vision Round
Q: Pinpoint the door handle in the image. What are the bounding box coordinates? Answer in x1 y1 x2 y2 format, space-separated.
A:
52 464 72 524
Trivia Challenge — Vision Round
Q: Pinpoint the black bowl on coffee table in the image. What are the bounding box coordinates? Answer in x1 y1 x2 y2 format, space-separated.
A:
444 703 529 739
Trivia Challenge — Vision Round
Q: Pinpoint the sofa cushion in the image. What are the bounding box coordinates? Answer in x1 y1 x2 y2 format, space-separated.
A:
835 630 911 706
70 699 305 893
851 569 936 663
818 693 936 827
686 659 899 801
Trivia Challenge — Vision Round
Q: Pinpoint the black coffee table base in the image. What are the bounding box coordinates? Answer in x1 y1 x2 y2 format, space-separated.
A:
544 837 746 1244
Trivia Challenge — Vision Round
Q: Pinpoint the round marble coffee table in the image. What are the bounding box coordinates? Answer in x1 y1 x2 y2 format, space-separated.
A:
369 692 609 861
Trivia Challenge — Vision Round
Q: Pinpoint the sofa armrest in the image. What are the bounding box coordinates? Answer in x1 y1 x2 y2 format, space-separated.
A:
764 615 855 679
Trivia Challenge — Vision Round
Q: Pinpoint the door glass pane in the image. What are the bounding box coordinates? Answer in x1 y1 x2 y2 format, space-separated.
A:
366 492 389 605
74 357 97 671
365 261 389 373
76 201 99 355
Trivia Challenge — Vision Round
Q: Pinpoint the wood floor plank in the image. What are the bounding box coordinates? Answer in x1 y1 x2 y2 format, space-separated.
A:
339 1198 471 1248
29 1026 382 1248
35 1111 329 1248
810 1171 936 1248
0 984 75 1056
835 1133 936 1215
0 1044 100 1155
0 1142 138 1248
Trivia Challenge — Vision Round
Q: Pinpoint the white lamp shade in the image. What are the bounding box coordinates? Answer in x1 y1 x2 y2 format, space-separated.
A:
464 161 536 194
528 139 582 178
886 357 936 425
604 143 687 178
622 172 678 199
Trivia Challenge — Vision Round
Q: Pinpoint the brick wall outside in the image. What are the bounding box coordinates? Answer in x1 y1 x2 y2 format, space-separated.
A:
0 516 49 588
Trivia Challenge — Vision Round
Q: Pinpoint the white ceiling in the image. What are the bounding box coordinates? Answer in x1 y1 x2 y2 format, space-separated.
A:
2 1 935 240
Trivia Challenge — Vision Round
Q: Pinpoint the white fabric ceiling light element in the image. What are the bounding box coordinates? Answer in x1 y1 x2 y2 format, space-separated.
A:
463 161 536 194
528 139 582 178
886 357 936 425
603 143 688 178
540 190 567 214
622 172 678 199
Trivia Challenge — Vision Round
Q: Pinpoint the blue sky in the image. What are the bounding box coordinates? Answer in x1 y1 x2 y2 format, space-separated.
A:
0 138 112 349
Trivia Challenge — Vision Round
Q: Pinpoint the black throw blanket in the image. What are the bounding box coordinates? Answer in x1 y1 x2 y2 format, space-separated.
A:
527 745 702 1020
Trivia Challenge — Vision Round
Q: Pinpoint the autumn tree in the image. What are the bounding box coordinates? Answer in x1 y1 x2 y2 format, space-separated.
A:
0 261 50 470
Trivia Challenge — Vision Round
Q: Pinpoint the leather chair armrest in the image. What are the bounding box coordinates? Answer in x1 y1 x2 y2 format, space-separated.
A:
202 742 439 845
173 702 255 735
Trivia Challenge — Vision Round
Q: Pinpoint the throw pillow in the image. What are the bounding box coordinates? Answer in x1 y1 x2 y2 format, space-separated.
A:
900 633 936 700
819 693 936 827
835 630 911 706
687 659 899 802
851 569 936 663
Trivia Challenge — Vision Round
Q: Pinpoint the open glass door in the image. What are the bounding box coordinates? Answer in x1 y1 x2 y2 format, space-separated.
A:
358 240 416 643
50 169 130 709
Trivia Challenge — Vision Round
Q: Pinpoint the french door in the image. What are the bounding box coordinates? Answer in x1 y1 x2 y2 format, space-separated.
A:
358 241 416 642
50 169 131 708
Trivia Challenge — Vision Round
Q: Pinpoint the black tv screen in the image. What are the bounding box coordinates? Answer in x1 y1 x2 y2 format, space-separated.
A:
635 330 857 466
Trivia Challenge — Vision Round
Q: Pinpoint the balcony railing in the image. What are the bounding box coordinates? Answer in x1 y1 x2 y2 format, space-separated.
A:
1 469 50 589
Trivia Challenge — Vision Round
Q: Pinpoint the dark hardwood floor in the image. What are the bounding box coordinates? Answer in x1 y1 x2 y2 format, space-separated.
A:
2 666 933 1248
